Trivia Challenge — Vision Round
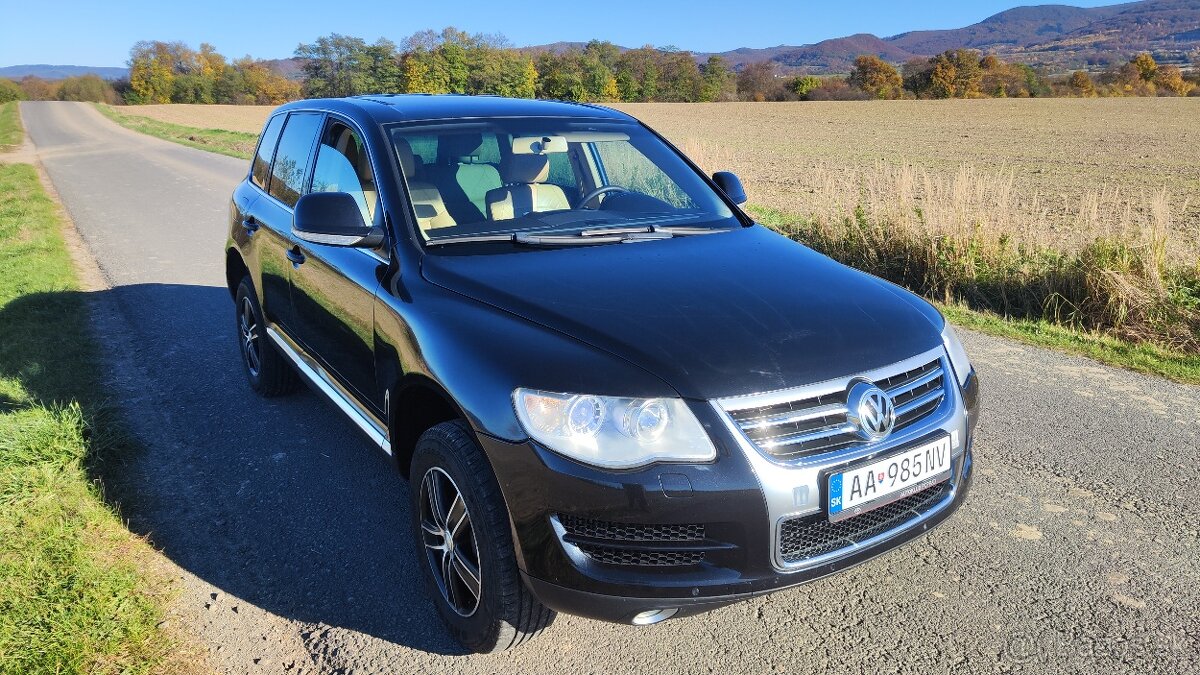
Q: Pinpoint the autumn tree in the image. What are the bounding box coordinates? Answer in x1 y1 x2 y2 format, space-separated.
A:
848 55 903 99
699 55 734 102
18 76 57 100
1131 52 1158 82
128 40 190 103
789 75 822 99
737 61 783 101
1067 70 1096 97
296 34 374 97
1156 65 1194 96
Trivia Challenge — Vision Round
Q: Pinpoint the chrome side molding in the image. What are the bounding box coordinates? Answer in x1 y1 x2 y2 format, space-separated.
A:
265 326 392 455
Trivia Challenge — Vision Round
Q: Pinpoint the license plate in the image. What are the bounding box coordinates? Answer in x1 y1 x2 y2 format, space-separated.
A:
827 436 952 523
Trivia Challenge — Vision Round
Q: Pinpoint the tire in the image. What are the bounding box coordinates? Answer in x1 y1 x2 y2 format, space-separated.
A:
234 277 300 397
410 420 555 653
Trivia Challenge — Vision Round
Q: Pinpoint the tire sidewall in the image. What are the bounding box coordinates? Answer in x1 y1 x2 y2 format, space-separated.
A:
409 423 511 650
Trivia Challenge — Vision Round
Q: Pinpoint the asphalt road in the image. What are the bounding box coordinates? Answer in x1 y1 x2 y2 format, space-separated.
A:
19 101 1200 675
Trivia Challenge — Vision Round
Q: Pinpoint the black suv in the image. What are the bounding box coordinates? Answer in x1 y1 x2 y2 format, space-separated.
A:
226 95 979 652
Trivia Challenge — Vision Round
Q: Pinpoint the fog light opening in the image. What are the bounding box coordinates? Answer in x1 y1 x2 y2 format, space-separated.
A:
631 608 679 625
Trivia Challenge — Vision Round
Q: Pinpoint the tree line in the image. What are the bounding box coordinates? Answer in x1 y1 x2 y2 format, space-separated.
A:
1 28 1196 106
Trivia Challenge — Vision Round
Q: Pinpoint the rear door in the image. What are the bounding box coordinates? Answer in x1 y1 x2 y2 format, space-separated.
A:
248 111 322 333
288 116 386 412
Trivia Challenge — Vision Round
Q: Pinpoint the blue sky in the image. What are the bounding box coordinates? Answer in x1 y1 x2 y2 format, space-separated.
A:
1 0 1123 66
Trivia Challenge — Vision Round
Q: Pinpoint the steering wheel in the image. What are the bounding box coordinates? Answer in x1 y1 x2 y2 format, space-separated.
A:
578 185 629 209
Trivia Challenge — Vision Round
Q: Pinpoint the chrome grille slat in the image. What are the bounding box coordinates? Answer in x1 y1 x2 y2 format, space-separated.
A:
894 388 944 417
720 355 948 462
739 402 848 431
887 366 943 399
760 422 857 449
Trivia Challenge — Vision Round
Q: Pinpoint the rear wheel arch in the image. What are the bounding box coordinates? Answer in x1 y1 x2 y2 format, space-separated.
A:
226 248 250 300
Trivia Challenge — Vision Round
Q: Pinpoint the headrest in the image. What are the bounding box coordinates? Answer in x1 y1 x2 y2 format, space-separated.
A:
440 133 484 162
500 154 550 184
395 138 416 177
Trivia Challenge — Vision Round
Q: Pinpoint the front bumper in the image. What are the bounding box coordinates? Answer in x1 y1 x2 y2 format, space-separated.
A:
476 369 979 624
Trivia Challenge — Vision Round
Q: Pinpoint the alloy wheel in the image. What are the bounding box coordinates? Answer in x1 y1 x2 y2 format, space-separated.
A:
419 467 483 617
239 297 261 377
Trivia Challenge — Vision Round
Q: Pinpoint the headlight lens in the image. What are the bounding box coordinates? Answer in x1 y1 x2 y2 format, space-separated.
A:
942 324 973 387
513 389 716 469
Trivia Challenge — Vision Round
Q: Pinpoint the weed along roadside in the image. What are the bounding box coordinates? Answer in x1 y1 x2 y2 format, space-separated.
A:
0 160 187 673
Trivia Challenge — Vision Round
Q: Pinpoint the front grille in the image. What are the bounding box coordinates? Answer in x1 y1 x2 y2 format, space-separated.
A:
724 357 946 461
557 515 709 567
778 482 949 565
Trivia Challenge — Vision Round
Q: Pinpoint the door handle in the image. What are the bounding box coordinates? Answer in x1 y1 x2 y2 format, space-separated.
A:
242 216 259 234
286 247 306 267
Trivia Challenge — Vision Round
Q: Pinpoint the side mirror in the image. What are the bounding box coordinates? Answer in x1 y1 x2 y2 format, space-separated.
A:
293 192 385 248
712 171 747 207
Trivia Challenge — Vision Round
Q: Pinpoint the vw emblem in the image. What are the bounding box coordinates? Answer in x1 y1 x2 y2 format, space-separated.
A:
846 381 896 441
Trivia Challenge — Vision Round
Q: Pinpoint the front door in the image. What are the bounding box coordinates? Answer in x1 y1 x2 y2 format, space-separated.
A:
288 117 385 413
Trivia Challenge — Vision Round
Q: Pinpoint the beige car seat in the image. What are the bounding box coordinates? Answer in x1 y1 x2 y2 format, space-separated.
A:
396 138 456 233
485 154 570 221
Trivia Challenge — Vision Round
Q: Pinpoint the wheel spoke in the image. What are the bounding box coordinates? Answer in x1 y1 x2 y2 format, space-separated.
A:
425 473 446 528
441 552 460 607
445 493 467 538
451 551 481 600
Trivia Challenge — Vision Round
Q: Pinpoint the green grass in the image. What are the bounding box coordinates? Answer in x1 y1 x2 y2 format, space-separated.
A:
748 204 1200 385
0 102 22 152
940 304 1200 384
94 104 256 159
0 164 179 674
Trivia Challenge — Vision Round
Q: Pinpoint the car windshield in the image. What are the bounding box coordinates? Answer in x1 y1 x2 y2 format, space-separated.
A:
386 117 738 243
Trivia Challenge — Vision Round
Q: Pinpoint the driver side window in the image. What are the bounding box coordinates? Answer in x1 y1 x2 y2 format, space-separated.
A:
592 142 695 209
310 120 378 227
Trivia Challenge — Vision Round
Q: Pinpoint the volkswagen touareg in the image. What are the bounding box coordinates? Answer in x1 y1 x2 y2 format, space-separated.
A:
225 94 979 653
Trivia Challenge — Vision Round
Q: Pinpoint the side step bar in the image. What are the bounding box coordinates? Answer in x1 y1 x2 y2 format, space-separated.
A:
265 326 392 455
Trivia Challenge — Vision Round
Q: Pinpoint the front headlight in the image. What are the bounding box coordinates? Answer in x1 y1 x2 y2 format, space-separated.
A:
513 388 717 470
942 324 973 387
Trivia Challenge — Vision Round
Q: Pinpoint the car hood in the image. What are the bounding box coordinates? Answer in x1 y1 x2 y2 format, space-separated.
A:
421 226 944 400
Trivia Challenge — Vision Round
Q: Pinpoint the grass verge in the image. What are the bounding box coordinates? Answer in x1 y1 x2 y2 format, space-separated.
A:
0 164 178 673
95 104 256 159
0 102 22 151
749 204 1200 385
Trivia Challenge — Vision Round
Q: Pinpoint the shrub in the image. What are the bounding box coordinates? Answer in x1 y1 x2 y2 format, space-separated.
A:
0 79 23 103
55 75 119 104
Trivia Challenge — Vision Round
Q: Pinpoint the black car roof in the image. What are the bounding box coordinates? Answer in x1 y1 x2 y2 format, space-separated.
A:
273 94 634 124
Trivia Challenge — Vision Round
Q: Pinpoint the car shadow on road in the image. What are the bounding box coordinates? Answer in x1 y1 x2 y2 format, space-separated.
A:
1 284 470 656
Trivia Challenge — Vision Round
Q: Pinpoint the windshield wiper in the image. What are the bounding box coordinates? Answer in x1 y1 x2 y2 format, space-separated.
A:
425 233 515 247
651 225 729 236
578 226 652 237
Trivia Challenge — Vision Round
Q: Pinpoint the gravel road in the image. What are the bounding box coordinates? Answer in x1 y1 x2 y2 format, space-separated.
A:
19 101 1200 675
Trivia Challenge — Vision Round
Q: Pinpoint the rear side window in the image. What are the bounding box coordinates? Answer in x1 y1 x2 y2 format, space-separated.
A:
250 114 285 190
268 113 323 208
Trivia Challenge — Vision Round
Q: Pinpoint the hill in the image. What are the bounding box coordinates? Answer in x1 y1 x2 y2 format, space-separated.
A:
0 64 128 80
702 0 1200 72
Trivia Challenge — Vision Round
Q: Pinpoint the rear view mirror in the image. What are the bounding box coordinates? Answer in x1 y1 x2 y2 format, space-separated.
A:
513 135 569 154
293 192 385 248
712 172 747 207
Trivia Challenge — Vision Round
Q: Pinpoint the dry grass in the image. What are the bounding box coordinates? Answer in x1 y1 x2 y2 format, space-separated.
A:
115 99 1200 258
618 99 1200 261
